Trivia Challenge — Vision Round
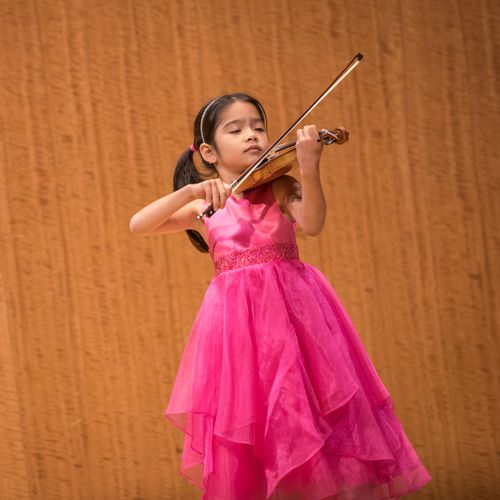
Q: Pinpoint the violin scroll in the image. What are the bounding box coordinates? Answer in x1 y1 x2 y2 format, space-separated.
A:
318 127 349 145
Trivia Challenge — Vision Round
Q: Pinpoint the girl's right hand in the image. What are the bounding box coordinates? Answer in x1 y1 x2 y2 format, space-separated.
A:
190 179 232 211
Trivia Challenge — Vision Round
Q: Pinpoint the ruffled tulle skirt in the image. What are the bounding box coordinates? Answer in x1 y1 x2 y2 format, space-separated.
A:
164 260 432 499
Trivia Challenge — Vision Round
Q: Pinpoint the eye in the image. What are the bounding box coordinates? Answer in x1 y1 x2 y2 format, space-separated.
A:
229 129 241 134
255 127 266 132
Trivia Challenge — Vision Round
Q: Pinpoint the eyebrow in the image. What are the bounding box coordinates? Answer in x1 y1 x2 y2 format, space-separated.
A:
222 117 264 129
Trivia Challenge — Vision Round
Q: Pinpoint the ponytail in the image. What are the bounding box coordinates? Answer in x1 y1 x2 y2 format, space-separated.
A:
173 148 210 253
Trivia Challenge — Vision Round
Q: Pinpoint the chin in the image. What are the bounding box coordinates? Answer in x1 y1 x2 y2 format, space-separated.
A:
235 162 252 172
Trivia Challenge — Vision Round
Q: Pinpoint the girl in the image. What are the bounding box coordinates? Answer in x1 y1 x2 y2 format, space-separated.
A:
129 93 432 499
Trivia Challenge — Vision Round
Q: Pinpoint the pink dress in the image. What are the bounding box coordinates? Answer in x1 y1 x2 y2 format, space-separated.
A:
164 182 432 499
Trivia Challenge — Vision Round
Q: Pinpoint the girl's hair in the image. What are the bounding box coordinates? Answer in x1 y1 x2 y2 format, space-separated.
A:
173 93 267 253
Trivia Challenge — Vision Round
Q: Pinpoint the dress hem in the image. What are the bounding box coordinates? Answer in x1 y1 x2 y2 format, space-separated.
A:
164 408 431 499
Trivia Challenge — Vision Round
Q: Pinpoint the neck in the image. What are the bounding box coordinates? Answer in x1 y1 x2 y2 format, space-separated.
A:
215 166 246 190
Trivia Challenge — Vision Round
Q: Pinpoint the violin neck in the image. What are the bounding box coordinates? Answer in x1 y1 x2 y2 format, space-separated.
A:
272 129 339 153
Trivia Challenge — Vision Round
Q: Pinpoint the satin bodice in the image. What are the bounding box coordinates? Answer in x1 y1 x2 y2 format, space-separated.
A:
202 182 298 264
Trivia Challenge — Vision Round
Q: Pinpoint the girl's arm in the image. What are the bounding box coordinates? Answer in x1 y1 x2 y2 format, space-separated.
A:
129 179 230 236
273 174 325 236
274 125 343 236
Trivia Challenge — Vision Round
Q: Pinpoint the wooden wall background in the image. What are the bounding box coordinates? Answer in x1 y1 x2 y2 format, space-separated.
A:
1 0 499 498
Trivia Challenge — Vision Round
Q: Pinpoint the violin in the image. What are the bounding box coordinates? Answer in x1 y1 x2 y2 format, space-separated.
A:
230 128 349 194
198 53 363 219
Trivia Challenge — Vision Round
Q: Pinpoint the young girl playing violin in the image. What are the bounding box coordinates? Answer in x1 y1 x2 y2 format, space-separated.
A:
130 93 432 499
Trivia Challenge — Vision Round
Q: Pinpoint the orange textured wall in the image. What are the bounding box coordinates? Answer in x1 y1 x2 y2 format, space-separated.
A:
1 1 499 498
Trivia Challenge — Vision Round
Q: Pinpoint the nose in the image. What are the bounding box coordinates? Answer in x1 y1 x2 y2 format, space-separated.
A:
245 127 257 142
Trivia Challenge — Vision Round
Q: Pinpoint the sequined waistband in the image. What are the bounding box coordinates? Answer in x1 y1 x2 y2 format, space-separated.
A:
214 242 299 275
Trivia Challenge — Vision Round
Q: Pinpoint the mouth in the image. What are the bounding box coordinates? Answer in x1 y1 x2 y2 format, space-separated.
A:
244 145 262 153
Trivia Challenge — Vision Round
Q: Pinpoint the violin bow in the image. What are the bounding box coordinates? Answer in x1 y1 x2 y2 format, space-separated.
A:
198 52 364 219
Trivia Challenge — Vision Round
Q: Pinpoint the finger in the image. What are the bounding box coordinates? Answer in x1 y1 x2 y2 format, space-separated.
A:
216 179 228 208
216 179 231 199
204 182 212 206
296 128 304 141
211 180 220 210
222 181 233 196
306 124 318 139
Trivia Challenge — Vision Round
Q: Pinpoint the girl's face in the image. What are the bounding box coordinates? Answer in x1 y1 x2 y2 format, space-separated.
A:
206 101 269 179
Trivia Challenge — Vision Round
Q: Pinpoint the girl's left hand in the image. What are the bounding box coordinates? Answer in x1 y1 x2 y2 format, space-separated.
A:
296 125 323 176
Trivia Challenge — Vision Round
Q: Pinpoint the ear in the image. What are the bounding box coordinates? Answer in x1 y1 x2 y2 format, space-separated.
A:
199 143 217 165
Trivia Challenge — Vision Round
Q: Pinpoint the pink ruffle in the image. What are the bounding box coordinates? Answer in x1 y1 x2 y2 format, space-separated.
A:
164 260 432 499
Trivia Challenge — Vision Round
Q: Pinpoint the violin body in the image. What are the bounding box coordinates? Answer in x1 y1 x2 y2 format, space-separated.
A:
234 146 297 193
